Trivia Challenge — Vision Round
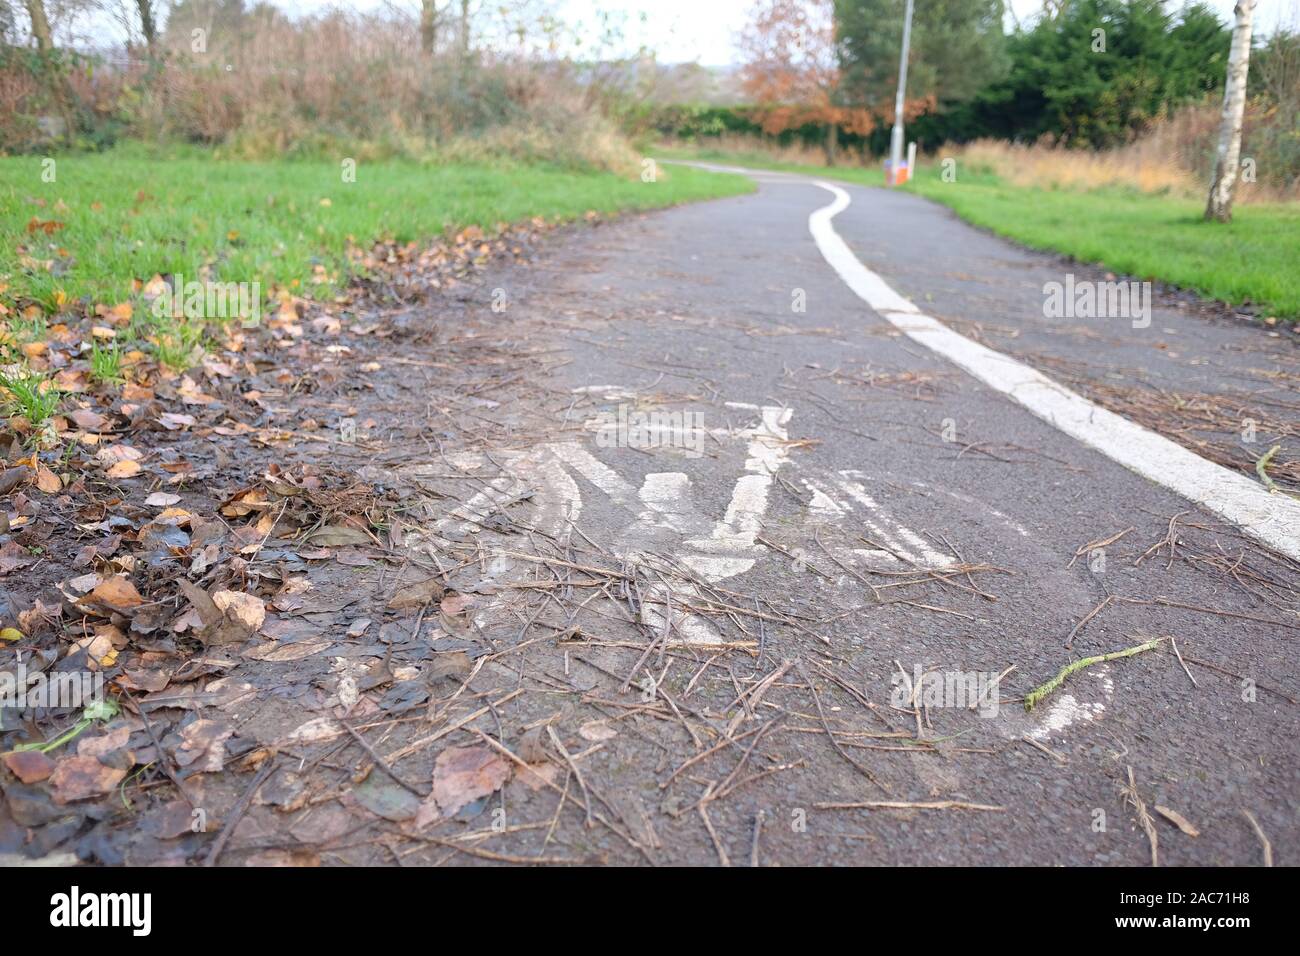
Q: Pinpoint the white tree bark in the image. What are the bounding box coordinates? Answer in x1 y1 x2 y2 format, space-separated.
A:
1205 0 1256 222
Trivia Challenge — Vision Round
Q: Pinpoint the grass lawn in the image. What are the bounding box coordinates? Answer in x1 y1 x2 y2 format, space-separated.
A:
0 144 753 314
658 144 1300 322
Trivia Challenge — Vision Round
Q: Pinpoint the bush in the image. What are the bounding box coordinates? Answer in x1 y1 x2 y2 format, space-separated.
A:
0 9 636 173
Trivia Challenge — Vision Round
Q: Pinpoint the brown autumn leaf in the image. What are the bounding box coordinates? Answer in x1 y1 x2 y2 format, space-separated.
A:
2 750 55 784
34 464 61 494
387 576 445 610
171 719 233 774
25 217 66 235
157 413 196 431
212 590 266 636
79 575 144 615
48 755 127 803
65 407 108 431
106 459 142 479
431 744 511 817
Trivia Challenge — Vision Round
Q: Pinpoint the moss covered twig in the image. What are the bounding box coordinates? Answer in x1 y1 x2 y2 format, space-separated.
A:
1024 637 1166 712
1255 443 1282 494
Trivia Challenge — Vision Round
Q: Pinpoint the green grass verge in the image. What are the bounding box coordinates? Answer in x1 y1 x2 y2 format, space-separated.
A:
657 144 1300 322
0 144 753 313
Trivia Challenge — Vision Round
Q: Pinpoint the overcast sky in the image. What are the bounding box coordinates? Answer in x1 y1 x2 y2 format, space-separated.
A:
53 0 1300 63
552 0 1299 64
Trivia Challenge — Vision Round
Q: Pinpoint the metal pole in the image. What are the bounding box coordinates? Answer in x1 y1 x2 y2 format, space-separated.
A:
888 0 916 186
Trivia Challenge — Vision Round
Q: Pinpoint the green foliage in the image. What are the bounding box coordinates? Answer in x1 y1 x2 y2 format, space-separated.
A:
0 367 60 427
90 341 125 384
967 0 1230 148
835 0 1009 106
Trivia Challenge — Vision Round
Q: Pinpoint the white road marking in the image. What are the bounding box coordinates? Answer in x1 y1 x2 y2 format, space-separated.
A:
1026 667 1113 741
835 476 951 568
683 404 793 579
809 181 1300 561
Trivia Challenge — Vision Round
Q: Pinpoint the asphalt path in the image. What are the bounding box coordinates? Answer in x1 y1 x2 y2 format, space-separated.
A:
439 165 1298 865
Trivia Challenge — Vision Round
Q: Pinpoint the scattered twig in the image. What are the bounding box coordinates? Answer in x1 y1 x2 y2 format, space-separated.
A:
1025 637 1165 712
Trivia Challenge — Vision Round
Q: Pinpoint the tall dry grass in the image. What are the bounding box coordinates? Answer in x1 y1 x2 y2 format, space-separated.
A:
677 132 873 168
953 101 1300 204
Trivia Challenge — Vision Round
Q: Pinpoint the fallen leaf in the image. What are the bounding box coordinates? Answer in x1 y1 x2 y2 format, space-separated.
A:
387 576 445 610
157 413 196 431
106 459 142 479
307 524 372 548
211 590 266 638
34 464 61 494
171 719 232 773
579 719 618 742
2 750 55 784
48 755 127 803
432 744 511 817
79 575 144 615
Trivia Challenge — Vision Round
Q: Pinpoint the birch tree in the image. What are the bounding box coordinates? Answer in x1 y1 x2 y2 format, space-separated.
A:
1205 0 1256 223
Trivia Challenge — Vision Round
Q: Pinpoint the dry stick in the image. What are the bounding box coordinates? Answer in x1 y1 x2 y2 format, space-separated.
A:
709 715 785 805
1122 765 1159 867
660 721 769 789
1180 655 1299 705
341 719 428 798
697 783 731 867
471 729 646 859
1241 810 1274 867
546 725 594 829
385 688 524 764
726 660 793 736
1025 638 1165 712
797 661 888 793
1064 595 1115 649
1068 527 1134 568
411 835 577 866
123 689 196 810
1168 637 1199 688
815 800 1004 812
203 757 278 867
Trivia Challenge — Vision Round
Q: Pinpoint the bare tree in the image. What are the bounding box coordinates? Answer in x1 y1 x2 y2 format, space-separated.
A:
1206 0 1257 222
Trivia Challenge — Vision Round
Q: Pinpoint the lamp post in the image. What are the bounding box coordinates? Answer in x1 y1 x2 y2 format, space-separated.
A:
888 0 916 185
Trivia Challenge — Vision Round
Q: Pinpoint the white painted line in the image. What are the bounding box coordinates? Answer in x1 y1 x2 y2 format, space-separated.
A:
809 181 1300 561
